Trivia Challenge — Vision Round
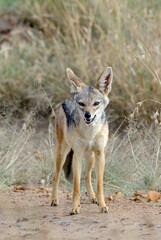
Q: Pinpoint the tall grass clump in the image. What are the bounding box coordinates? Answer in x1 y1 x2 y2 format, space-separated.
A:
102 121 161 195
0 117 55 187
0 0 160 122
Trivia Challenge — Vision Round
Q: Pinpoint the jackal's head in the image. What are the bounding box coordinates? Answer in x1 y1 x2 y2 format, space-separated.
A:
66 67 113 125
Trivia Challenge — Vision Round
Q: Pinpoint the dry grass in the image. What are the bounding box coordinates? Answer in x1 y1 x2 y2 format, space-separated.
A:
0 118 55 187
0 118 160 196
103 121 161 195
0 0 160 121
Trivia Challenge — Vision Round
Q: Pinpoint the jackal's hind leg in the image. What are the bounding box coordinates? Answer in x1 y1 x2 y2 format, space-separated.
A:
84 152 97 204
51 143 70 206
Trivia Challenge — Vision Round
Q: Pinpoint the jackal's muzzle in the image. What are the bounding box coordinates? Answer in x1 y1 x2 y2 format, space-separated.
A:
84 111 96 125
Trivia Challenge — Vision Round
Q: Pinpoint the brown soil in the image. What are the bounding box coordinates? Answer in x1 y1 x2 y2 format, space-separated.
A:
0 187 161 240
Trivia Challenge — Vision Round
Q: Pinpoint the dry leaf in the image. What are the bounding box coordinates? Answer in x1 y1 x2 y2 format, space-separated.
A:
148 191 161 202
45 188 52 193
13 185 36 191
129 196 145 203
135 190 148 198
46 193 51 197
112 192 125 200
105 194 113 201
66 194 72 200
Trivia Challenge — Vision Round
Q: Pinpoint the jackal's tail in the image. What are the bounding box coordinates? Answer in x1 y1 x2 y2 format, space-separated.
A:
63 149 73 184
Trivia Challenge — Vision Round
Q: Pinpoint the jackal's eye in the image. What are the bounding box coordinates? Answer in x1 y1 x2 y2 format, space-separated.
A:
78 102 85 107
93 101 100 106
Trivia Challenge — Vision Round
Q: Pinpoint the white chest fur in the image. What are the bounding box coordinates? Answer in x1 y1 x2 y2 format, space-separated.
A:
77 118 102 141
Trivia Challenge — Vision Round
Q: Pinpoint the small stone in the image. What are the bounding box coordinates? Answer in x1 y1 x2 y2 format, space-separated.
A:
49 217 61 222
34 227 40 231
93 220 100 224
17 217 29 223
16 223 22 227
99 224 108 228
60 222 71 226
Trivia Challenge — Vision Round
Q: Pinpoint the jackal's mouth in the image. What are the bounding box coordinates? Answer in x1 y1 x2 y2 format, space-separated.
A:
84 115 96 125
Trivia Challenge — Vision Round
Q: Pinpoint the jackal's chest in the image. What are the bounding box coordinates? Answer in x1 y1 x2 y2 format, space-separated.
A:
70 130 106 153
77 122 102 141
67 122 107 151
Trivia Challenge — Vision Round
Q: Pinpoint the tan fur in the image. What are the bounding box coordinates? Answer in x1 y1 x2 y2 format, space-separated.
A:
51 67 113 215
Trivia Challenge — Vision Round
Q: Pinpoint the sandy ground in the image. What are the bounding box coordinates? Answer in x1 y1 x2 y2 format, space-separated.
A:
0 187 161 240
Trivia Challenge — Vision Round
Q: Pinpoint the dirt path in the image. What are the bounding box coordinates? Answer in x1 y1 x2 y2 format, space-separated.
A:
0 187 161 240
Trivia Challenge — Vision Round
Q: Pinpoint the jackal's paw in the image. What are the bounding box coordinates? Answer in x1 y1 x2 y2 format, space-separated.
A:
90 197 98 204
99 205 109 213
51 199 59 206
70 207 80 215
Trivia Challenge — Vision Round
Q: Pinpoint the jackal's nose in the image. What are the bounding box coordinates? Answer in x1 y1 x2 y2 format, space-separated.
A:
84 111 91 119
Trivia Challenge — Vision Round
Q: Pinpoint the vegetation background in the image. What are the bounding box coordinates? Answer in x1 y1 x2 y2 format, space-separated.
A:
0 0 160 196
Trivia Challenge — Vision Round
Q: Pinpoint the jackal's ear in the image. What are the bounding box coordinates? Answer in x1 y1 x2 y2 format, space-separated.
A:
66 68 86 92
95 67 113 95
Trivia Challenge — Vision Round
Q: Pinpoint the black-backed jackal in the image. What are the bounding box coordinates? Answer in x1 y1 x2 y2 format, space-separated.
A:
51 67 113 215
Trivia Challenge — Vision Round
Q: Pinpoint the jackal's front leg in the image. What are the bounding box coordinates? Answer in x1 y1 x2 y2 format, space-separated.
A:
84 152 97 204
95 151 109 213
70 153 82 215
